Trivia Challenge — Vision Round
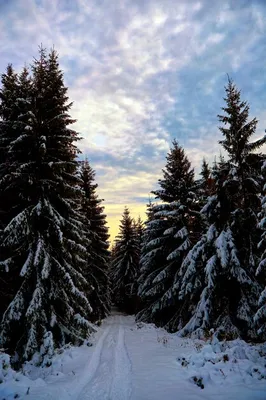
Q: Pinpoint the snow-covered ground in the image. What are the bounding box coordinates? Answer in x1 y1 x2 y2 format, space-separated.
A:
1 312 266 400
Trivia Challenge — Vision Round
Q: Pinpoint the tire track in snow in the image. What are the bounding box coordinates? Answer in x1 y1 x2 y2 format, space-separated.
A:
76 315 132 400
76 323 112 400
109 317 132 400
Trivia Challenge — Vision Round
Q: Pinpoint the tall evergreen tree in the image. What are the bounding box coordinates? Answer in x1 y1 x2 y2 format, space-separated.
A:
200 158 211 183
176 78 265 339
136 202 174 325
0 65 19 309
133 216 144 248
0 48 95 364
79 159 111 321
197 158 214 202
254 161 266 338
110 207 140 313
0 65 33 318
153 140 194 203
0 65 18 158
145 197 156 223
137 141 200 327
0 65 20 226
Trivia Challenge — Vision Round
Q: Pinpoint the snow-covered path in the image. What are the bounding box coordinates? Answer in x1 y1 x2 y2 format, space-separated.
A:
1 312 266 400
76 315 132 400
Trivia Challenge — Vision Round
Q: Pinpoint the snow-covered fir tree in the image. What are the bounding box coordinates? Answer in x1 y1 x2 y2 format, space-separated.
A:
176 78 265 340
137 141 202 327
110 207 140 313
153 140 194 203
196 158 214 207
200 158 211 183
79 159 111 321
145 197 156 222
136 203 170 324
0 65 18 163
0 65 19 316
0 65 33 318
0 65 33 227
254 160 266 339
0 48 95 364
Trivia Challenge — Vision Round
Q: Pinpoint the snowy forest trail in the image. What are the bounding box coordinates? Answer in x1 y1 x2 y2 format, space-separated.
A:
76 314 132 400
3 313 266 400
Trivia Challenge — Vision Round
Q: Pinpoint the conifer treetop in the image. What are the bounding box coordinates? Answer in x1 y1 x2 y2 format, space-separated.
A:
218 77 264 166
153 140 194 203
200 158 210 182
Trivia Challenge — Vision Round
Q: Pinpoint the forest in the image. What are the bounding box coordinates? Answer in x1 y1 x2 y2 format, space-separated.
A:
0 47 265 371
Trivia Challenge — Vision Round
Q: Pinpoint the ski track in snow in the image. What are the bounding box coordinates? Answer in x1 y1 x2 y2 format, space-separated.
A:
76 315 132 400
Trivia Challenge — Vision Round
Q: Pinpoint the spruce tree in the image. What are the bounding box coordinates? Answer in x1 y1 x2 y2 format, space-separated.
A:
177 78 265 339
133 216 144 249
0 65 33 318
153 139 194 203
0 65 18 157
197 158 214 204
0 65 19 314
137 141 200 327
0 65 20 226
200 158 210 183
0 48 95 364
145 197 156 222
79 159 111 321
136 203 172 324
110 207 140 313
254 161 266 338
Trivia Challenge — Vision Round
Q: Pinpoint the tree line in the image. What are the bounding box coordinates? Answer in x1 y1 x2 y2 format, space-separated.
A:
111 79 266 342
1 47 266 368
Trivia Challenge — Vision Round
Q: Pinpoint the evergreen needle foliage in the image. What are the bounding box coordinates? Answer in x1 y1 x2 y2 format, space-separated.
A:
137 141 202 327
173 79 266 340
0 48 100 365
137 80 266 341
110 207 140 313
79 159 111 321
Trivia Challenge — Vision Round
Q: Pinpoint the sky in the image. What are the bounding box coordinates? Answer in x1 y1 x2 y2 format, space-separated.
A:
1 0 266 243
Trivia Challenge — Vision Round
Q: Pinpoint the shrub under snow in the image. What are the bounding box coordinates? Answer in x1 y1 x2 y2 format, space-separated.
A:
177 336 266 390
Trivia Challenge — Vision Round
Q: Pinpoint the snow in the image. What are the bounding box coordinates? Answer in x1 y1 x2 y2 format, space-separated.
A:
1 312 266 400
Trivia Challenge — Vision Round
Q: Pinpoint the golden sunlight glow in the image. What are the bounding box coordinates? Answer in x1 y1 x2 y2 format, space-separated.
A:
104 203 147 245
